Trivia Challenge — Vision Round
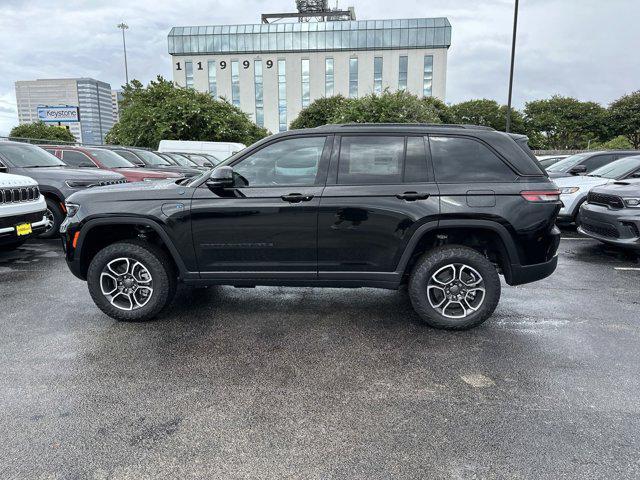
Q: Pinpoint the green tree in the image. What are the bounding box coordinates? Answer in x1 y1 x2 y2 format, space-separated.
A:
106 76 268 149
588 135 633 150
289 95 349 129
421 96 454 123
608 91 640 148
449 99 526 133
9 121 76 144
330 90 441 124
523 95 607 150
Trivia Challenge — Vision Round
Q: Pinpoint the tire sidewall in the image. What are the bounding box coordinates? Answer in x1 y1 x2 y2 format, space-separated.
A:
409 246 501 330
87 242 173 321
38 198 64 239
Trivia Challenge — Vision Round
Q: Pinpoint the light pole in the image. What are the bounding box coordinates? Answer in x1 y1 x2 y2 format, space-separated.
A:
117 22 129 85
505 0 519 133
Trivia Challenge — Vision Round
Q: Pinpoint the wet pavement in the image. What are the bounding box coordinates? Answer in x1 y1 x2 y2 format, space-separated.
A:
1 233 639 479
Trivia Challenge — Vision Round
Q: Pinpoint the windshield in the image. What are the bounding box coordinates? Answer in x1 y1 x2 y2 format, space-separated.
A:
0 143 65 167
187 153 218 166
87 149 134 168
134 149 171 166
589 156 640 179
167 153 196 167
547 153 589 172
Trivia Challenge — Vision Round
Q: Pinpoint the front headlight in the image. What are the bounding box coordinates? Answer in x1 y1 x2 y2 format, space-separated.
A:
560 187 580 194
65 180 94 189
623 198 640 208
65 202 80 217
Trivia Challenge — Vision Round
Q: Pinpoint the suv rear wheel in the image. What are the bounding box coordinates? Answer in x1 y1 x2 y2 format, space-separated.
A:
408 245 501 330
87 240 177 321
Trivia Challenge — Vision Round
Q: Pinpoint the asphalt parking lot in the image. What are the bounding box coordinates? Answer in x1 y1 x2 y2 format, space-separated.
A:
1 233 639 479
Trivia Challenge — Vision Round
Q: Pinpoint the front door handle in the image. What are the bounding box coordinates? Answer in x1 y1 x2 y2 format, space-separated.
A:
396 191 430 201
281 193 314 203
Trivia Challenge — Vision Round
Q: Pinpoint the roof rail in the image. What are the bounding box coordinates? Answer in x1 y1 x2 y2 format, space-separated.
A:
315 123 496 131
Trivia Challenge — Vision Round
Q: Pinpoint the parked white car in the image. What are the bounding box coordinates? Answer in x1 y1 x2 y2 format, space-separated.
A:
157 140 245 159
555 155 640 223
0 172 47 250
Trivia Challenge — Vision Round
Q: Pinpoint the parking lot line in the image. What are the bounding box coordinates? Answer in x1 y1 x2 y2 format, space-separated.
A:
613 267 640 271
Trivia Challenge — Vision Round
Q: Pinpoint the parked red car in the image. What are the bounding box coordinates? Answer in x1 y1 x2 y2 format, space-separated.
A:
44 146 182 182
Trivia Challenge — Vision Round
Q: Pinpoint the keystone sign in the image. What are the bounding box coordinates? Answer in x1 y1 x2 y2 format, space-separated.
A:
37 106 80 123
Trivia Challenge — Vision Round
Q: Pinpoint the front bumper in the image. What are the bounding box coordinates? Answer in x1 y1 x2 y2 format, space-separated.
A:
0 212 48 244
578 203 640 249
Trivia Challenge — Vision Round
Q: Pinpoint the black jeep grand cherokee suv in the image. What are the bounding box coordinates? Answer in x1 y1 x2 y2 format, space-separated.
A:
61 124 561 330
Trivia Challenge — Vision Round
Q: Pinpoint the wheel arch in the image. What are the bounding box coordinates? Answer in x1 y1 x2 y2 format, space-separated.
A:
397 219 519 284
75 217 188 280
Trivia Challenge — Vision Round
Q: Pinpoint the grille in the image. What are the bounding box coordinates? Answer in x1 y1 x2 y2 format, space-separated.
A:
0 186 40 204
587 192 625 209
581 220 620 239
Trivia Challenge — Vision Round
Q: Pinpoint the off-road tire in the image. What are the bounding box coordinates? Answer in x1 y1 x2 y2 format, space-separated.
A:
87 240 177 321
408 245 501 330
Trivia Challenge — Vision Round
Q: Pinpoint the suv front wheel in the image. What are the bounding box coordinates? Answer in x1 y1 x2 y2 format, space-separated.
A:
87 240 177 321
408 245 501 330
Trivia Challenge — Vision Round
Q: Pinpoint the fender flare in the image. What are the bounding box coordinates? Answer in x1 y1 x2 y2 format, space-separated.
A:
76 216 189 278
395 219 519 282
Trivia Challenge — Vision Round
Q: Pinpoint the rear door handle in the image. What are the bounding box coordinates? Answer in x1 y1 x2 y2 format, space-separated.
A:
281 193 314 203
396 191 430 201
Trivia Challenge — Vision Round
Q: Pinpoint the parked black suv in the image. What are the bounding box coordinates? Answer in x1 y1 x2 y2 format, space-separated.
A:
0 141 127 238
61 124 561 330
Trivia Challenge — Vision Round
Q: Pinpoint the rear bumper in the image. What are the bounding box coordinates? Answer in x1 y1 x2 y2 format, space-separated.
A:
506 225 561 286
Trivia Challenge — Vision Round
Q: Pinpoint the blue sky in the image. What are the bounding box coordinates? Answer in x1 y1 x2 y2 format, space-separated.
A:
0 0 638 134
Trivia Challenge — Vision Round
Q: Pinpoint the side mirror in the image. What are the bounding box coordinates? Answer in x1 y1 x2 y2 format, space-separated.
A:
206 166 234 188
569 164 587 175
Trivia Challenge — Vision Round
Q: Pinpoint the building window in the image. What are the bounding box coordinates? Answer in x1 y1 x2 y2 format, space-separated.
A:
349 57 358 98
185 61 194 88
423 55 433 97
278 59 287 132
398 56 408 91
231 60 240 106
301 59 310 108
325 58 334 96
254 60 264 127
373 56 383 94
208 60 217 98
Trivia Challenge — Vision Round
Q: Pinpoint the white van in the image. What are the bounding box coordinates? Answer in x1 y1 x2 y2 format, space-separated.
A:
158 140 246 160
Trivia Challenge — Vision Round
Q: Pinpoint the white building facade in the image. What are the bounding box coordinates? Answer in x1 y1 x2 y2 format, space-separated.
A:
168 18 451 134
15 78 114 144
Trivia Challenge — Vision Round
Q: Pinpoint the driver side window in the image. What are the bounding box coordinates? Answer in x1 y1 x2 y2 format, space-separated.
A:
233 136 326 187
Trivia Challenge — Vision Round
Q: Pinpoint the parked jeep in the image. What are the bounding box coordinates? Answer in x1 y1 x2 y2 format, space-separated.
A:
0 141 127 238
0 172 47 250
61 124 561 330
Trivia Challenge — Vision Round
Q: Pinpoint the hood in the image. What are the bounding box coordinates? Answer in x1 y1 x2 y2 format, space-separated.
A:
553 175 610 189
548 171 572 179
591 179 640 196
67 178 186 204
11 166 126 182
114 168 180 178
0 172 38 187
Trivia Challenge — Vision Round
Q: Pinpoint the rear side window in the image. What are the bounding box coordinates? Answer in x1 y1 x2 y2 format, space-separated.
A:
337 136 430 185
430 136 516 183
62 150 95 167
581 154 615 172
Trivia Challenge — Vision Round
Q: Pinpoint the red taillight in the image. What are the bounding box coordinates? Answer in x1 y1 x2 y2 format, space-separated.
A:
520 190 560 202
